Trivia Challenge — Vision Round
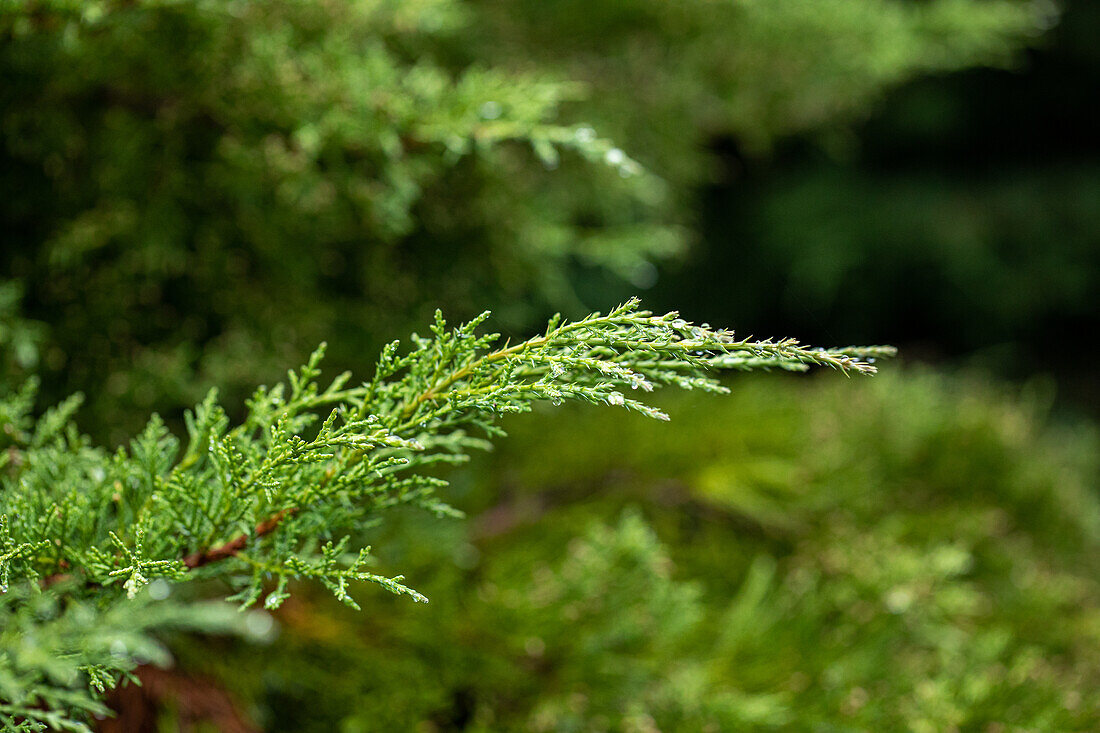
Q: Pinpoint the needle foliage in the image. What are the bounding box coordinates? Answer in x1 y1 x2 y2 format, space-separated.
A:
0 300 890 729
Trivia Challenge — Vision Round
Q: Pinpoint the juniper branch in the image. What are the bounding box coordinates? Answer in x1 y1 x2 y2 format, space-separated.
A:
0 298 894 730
1 299 893 610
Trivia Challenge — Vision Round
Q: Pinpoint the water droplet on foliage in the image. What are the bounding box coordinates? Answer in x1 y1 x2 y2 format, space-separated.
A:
575 126 596 143
148 579 171 601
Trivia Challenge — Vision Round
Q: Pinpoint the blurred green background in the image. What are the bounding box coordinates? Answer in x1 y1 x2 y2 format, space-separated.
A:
2 0 1099 729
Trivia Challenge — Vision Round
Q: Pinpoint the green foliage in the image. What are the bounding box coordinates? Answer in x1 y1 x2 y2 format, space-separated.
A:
184 371 1100 731
0 0 1044 440
0 0 656 438
0 1 1073 728
0 582 267 733
0 284 43 384
0 301 884 727
469 0 1045 171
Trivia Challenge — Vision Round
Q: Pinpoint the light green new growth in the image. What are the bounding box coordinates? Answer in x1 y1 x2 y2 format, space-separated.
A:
0 300 892 729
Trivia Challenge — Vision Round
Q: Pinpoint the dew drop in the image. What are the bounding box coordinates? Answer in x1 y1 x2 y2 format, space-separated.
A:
148 579 171 601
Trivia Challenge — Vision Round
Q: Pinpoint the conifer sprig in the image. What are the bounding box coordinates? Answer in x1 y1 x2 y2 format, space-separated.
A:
1 299 892 612
0 299 891 727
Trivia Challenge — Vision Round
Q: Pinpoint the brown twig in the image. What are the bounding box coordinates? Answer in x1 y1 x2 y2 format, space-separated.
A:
45 450 333 582
183 463 340 569
182 509 295 570
39 511 294 587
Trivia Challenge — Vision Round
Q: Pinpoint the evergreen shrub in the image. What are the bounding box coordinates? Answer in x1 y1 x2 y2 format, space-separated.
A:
0 0 1045 439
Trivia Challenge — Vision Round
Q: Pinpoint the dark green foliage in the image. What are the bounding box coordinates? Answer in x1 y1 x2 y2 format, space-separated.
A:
184 371 1100 731
0 284 43 385
468 0 1044 170
0 0 1043 440
0 0 660 438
